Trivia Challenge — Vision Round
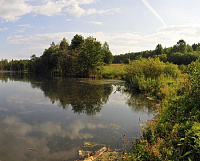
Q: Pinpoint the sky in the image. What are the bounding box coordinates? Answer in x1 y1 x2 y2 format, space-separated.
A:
1 0 200 60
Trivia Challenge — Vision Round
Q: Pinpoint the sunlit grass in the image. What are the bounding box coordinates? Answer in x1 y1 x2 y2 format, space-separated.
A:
102 64 127 79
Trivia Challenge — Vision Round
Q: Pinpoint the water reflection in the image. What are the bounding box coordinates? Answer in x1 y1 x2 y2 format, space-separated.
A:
31 77 113 115
125 92 158 114
109 85 158 114
0 74 157 115
0 74 113 115
0 74 156 161
0 116 81 161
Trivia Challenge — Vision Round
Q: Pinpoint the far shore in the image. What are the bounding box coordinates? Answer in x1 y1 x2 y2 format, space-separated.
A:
0 71 13 73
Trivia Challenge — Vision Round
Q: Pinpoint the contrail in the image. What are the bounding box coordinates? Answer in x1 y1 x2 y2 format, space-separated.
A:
141 0 167 27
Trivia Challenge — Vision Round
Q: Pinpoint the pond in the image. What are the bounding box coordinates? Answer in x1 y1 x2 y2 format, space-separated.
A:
0 74 156 161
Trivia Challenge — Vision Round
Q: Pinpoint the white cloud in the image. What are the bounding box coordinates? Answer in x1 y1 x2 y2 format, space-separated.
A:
3 117 32 136
0 0 121 21
0 27 8 31
0 0 32 22
32 1 64 16
18 24 32 28
65 1 120 18
86 8 97 15
0 116 92 160
17 28 26 33
66 18 72 21
77 0 98 5
86 8 121 15
88 21 103 25
66 3 86 18
16 24 32 33
2 116 98 140
7 25 200 57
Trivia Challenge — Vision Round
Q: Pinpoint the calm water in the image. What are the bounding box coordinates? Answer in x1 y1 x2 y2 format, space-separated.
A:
0 75 156 161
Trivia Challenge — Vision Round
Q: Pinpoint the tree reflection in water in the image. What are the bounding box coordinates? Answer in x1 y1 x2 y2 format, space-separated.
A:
0 73 113 115
30 77 113 115
112 85 158 114
0 74 156 161
0 73 157 115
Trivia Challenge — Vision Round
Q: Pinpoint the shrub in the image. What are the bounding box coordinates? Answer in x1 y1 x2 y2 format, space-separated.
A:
125 58 181 99
131 59 200 160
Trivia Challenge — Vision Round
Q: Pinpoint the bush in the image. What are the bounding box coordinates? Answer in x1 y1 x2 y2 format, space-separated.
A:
131 59 200 160
125 58 181 99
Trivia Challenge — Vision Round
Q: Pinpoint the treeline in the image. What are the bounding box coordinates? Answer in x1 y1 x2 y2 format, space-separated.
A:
0 34 113 77
114 39 200 65
0 59 29 72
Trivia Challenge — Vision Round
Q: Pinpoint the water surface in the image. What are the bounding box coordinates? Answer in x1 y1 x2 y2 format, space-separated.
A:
0 75 156 161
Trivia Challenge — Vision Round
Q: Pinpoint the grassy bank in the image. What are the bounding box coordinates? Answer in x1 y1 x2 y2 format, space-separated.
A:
102 64 127 79
125 58 200 160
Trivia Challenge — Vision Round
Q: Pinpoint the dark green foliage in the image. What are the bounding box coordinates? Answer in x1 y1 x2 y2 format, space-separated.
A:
188 60 200 105
186 44 193 52
70 34 84 50
0 59 29 72
1 34 114 77
113 39 200 65
155 44 163 55
102 42 113 64
154 54 167 62
192 43 200 51
40 42 59 73
77 36 103 77
30 77 112 115
168 52 199 65
131 59 200 160
59 38 68 51
125 58 181 99
176 39 186 53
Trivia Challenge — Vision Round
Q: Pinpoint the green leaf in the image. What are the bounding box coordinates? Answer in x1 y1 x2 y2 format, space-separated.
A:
183 151 192 157
180 138 185 141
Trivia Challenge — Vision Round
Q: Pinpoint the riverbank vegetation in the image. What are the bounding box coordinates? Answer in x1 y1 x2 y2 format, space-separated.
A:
125 58 182 100
129 59 200 160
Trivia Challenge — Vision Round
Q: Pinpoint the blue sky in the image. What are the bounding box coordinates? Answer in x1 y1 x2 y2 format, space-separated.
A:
1 0 200 60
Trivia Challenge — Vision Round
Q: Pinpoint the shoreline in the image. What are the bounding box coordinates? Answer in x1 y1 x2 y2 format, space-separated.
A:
0 71 12 73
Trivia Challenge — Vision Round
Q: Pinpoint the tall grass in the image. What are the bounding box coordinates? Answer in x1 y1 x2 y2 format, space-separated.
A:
102 64 127 79
125 58 182 100
130 59 200 160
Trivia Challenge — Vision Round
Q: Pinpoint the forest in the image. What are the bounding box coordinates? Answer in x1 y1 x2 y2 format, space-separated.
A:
113 39 200 65
0 34 113 78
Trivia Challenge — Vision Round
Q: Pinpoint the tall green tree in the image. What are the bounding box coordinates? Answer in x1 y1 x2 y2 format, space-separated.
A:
102 42 113 64
177 39 186 53
40 42 59 73
155 44 163 55
186 44 193 52
77 36 103 77
70 34 84 50
59 38 68 51
58 38 71 75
